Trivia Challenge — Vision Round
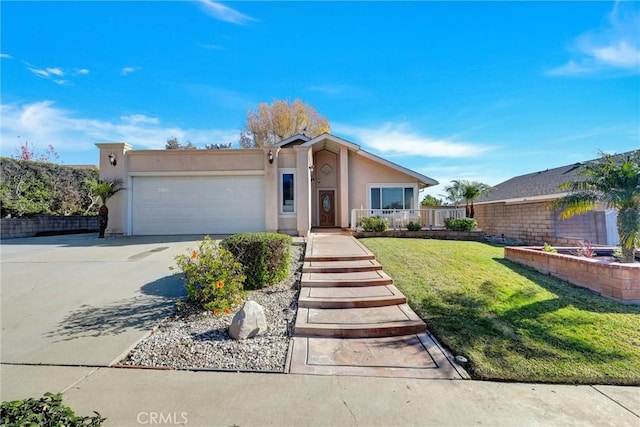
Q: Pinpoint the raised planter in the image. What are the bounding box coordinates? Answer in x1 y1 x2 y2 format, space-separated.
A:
352 229 485 241
505 246 640 305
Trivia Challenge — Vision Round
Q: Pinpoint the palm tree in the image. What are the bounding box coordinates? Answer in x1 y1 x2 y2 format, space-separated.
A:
87 178 124 238
444 180 491 218
549 151 640 263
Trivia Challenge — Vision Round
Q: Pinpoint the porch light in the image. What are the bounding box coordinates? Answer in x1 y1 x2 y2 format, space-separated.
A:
108 152 117 166
268 149 274 164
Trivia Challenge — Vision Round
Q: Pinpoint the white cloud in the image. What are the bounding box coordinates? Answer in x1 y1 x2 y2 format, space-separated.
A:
46 67 64 76
198 0 256 24
335 122 491 158
121 114 160 125
0 101 240 156
548 3 640 76
121 66 139 75
1 53 13 59
24 64 89 84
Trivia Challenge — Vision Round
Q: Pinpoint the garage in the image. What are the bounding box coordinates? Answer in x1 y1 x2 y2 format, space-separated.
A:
131 175 265 235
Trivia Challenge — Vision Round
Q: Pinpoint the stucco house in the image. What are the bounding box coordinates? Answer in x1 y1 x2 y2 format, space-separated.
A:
96 133 438 236
474 153 632 246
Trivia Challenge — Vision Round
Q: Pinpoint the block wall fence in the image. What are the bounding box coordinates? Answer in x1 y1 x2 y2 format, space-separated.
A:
0 216 99 239
474 201 606 245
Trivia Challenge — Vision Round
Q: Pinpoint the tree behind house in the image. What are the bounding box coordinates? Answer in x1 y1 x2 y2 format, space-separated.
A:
239 99 331 148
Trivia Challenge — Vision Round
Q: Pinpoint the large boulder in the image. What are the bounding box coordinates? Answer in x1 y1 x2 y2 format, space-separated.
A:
228 300 268 340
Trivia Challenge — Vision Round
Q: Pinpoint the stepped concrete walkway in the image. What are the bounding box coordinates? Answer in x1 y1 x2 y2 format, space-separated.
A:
289 229 467 379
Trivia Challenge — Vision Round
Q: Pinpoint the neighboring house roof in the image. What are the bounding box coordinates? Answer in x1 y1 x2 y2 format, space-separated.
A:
278 132 438 188
476 150 639 205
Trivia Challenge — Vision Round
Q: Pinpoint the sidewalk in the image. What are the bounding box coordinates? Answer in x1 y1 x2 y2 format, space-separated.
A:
1 364 638 426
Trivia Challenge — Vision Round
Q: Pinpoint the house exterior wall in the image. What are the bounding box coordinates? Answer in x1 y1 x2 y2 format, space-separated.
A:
97 144 275 236
347 152 422 217
475 201 608 245
97 138 431 237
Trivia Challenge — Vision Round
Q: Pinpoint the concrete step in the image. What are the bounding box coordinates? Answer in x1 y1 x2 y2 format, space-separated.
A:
298 285 406 309
301 270 394 287
294 304 426 338
304 254 376 262
302 259 383 273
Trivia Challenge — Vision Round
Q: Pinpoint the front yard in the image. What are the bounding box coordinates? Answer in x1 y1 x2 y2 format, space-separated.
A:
360 238 640 385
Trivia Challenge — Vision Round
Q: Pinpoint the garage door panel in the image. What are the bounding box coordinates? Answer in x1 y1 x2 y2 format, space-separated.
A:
132 176 265 235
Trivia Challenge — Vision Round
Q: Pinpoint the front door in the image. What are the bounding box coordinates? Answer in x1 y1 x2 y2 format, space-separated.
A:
319 190 335 227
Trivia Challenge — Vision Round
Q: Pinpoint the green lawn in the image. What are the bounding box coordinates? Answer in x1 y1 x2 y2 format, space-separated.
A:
360 238 640 385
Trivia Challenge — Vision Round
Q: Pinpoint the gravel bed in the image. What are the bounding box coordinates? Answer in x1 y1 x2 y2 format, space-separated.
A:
120 244 304 372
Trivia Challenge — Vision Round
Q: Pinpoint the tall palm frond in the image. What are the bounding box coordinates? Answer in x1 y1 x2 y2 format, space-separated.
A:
549 151 640 262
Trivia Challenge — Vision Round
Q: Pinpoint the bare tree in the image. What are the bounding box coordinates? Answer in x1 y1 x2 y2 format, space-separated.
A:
239 99 331 148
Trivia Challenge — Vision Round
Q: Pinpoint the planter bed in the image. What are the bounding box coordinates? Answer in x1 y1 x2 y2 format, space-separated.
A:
505 246 640 305
352 229 485 241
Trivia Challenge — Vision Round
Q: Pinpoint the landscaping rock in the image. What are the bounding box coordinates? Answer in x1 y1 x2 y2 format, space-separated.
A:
229 300 268 340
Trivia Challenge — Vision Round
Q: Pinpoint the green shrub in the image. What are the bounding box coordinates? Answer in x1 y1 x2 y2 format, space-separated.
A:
360 216 389 232
171 235 246 315
444 217 477 231
406 221 422 231
542 242 558 253
221 232 292 290
0 392 105 426
0 157 99 217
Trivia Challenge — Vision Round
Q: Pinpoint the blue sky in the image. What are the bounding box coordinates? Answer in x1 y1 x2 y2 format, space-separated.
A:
1 1 638 199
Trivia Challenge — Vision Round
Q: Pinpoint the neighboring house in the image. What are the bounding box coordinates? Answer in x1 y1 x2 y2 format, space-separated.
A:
96 133 438 236
474 153 636 246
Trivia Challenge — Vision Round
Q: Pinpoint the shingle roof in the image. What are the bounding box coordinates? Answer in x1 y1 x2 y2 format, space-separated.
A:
476 150 639 204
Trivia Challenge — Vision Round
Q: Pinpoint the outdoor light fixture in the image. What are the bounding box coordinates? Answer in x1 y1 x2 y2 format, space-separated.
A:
268 149 274 164
108 152 117 166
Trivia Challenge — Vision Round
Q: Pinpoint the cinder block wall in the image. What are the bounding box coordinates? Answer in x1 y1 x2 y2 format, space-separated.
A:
0 216 99 239
475 201 605 245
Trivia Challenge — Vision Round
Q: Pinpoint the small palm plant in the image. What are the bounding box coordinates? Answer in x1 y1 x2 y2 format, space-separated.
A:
444 180 491 218
549 151 640 263
87 178 124 238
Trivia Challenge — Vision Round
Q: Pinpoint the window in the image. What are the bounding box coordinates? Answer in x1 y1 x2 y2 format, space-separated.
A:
281 172 295 214
369 185 415 209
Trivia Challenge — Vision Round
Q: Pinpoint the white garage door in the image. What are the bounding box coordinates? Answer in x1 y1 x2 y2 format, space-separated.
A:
131 175 265 235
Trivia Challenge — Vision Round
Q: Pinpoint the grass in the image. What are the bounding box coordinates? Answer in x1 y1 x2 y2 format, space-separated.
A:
359 238 640 385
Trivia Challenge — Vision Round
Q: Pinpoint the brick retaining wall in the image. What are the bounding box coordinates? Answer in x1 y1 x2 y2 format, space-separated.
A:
352 229 485 241
0 215 99 239
505 246 640 305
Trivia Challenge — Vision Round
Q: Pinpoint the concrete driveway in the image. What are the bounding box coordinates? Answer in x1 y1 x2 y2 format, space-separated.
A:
0 234 207 366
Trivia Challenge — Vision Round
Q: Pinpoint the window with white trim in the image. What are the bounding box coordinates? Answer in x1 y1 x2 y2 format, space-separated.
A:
281 171 295 214
369 185 416 209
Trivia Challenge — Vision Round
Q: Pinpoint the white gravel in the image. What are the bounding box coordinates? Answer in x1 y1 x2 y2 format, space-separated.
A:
120 244 304 372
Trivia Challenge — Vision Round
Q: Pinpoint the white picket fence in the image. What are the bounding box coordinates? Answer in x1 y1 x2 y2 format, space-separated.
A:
350 208 466 231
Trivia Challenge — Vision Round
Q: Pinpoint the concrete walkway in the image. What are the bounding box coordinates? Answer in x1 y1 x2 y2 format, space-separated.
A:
290 230 466 379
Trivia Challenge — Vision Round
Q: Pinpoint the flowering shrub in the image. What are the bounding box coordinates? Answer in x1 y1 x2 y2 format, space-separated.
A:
170 236 246 314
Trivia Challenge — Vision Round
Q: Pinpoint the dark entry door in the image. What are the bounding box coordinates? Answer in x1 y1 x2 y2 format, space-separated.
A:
319 190 335 227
